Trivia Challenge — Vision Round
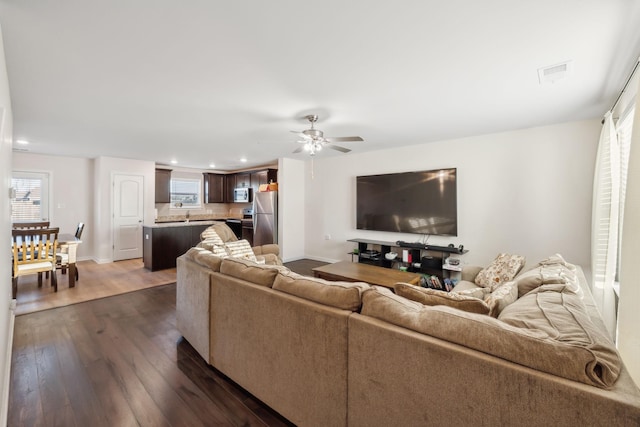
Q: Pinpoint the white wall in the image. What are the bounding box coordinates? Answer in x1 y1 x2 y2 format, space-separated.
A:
12 153 94 260
94 156 155 263
0 24 13 426
303 119 600 269
278 157 306 261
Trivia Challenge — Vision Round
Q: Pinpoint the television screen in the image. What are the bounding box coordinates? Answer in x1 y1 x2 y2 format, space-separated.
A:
356 168 457 236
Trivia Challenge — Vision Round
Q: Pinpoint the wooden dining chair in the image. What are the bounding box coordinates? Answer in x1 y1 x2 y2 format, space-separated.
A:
11 227 59 299
12 221 50 229
57 222 84 281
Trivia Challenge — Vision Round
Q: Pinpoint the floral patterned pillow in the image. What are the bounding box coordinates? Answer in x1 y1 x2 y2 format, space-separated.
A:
474 253 525 289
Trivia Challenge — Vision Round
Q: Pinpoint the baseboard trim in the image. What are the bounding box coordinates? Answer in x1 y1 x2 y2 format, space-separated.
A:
295 255 340 264
0 299 16 426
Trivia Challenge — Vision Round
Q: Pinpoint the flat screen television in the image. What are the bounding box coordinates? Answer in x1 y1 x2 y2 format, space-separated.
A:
356 168 457 236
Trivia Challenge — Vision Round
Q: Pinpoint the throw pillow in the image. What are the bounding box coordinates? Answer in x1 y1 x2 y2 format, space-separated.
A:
200 228 225 246
485 280 518 317
200 238 229 256
474 253 525 289
395 283 490 315
224 239 258 262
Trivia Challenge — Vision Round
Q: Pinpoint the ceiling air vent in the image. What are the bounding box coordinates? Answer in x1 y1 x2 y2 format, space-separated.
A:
538 61 573 84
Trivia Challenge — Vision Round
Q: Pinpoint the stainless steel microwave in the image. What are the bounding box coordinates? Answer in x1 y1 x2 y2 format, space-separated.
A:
233 187 252 203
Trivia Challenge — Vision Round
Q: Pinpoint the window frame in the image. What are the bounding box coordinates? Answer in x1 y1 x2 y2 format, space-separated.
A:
11 171 50 222
170 177 202 209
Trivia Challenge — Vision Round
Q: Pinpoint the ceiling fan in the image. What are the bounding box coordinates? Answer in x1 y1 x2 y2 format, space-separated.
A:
291 115 364 156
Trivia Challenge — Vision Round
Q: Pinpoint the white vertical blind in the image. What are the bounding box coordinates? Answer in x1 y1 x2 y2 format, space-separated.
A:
591 112 620 338
10 172 49 222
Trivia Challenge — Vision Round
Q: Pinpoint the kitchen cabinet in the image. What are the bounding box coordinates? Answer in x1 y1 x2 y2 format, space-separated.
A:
155 169 172 203
203 173 225 203
235 173 251 189
143 223 211 271
224 174 235 203
250 169 277 194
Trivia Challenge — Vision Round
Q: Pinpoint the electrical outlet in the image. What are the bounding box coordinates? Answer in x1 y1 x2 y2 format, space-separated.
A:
324 234 331 240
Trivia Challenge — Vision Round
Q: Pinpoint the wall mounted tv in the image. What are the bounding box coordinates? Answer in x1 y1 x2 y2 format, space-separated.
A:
356 168 457 236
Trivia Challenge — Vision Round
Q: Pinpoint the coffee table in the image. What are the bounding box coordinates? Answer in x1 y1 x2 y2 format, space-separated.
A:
312 261 422 290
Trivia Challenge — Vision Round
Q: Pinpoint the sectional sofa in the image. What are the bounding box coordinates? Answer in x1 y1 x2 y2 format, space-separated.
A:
176 239 640 426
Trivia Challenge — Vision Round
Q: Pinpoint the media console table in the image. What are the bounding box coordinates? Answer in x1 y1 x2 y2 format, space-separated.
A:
347 238 468 281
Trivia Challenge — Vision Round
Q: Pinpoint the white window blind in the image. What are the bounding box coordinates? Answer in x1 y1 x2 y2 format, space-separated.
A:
11 172 49 222
170 178 201 208
616 104 635 281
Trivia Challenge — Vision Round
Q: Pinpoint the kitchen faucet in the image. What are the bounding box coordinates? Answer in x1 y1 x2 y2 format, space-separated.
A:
185 210 190 222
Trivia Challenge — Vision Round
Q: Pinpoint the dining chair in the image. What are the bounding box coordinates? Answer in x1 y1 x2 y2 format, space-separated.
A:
11 227 59 299
12 221 50 229
57 222 84 281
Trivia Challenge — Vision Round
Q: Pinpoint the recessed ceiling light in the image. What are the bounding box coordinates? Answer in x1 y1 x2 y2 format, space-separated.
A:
209 163 215 168
240 158 247 163
170 159 178 164
16 139 29 145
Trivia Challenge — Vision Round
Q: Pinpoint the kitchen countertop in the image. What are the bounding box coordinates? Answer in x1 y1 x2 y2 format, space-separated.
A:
147 219 224 228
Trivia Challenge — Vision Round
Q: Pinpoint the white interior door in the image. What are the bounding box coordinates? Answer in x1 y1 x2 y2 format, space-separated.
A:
113 174 144 261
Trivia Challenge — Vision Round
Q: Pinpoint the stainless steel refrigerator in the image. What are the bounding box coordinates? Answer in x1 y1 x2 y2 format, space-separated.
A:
253 191 278 246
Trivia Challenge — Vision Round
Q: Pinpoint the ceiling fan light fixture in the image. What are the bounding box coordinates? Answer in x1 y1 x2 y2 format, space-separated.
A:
290 114 363 157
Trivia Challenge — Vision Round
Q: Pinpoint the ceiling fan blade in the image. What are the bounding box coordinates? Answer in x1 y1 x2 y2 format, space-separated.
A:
292 146 304 154
325 136 364 143
327 144 351 153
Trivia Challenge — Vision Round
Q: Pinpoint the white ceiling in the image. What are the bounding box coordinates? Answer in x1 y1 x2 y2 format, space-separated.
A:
2 0 640 171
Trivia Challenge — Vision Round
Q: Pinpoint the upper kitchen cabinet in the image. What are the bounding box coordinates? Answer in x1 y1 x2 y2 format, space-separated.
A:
155 169 172 203
250 169 278 193
203 173 225 203
235 173 251 189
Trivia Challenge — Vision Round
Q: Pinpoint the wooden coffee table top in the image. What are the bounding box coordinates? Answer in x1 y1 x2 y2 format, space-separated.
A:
312 261 422 290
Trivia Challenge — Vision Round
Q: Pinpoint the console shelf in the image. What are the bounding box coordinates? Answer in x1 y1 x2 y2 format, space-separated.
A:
347 238 468 282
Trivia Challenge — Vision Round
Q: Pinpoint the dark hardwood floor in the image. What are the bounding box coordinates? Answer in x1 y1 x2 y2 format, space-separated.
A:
9 259 327 427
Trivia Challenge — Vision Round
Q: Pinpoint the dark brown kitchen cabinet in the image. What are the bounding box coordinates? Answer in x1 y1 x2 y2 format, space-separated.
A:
155 169 172 203
203 173 225 203
235 173 251 188
224 174 236 202
250 169 278 194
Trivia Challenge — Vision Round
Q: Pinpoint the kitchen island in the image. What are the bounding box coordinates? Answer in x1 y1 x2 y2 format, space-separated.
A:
143 220 223 271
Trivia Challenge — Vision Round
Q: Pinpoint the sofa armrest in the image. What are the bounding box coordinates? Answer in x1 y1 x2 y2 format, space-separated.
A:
252 244 282 265
252 244 279 256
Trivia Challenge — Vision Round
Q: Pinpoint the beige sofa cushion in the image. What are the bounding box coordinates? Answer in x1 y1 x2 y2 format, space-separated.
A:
498 284 621 388
201 222 238 243
184 247 223 272
200 240 229 257
224 239 258 262
200 229 225 246
361 286 621 388
273 271 369 311
452 286 490 300
475 253 525 289
395 283 490 315
514 264 576 297
220 257 287 288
